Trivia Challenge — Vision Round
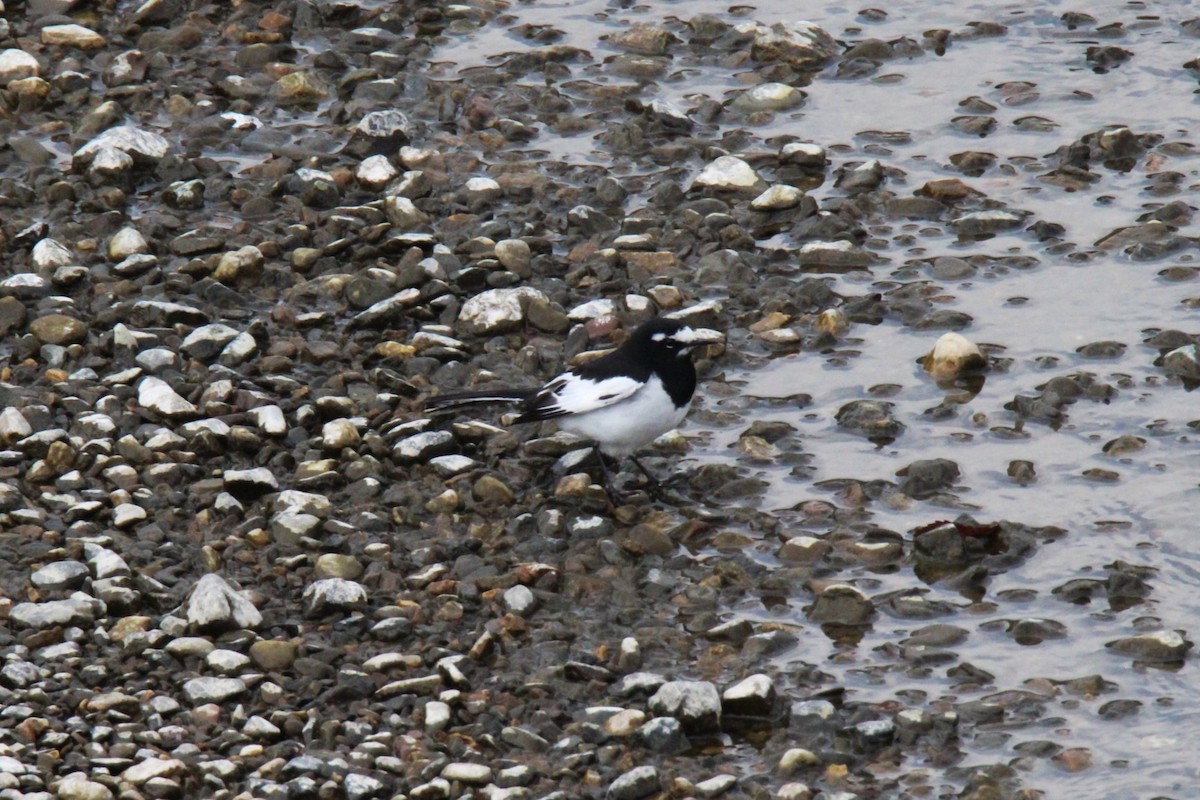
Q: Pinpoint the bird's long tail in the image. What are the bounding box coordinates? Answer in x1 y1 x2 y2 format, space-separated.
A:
424 388 531 413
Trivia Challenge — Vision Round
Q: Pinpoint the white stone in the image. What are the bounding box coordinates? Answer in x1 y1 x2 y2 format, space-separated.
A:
206 648 251 674
41 23 106 49
732 82 804 112
322 418 361 450
751 184 804 211
274 489 331 516
84 543 130 579
465 176 501 196
458 286 548 334
693 155 761 192
32 238 74 269
357 154 398 190
75 126 169 163
303 578 368 615
181 323 239 358
185 573 263 630
924 332 986 381
0 407 32 441
56 774 113 800
112 503 147 529
428 454 479 477
108 227 149 260
0 49 37 85
249 405 287 436
224 467 277 492
219 331 258 366
182 677 246 704
568 298 615 321
137 376 198 417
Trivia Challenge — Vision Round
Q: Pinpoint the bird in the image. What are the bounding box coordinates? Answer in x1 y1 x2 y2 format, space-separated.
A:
424 317 723 494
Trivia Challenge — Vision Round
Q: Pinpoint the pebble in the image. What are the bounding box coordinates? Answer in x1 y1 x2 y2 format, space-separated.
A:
458 286 548 334
303 578 368 615
185 573 263 631
30 560 88 590
441 762 492 784
647 680 721 733
138 377 198 417
693 155 762 192
0 49 39 84
606 766 660 800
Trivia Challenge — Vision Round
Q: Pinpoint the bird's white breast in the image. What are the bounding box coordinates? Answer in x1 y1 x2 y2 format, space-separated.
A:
556 375 690 456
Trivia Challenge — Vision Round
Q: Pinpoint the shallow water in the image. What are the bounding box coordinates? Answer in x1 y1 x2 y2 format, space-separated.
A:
436 1 1200 795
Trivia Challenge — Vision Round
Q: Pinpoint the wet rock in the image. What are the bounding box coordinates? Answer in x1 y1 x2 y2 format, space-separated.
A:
923 332 986 381
721 674 777 719
74 125 170 167
898 458 960 498
808 584 875 625
693 156 762 193
741 20 839 68
647 681 721 733
1160 344 1200 382
1007 460 1037 485
835 400 904 442
1106 630 1191 662
951 209 1027 235
751 184 806 211
607 23 676 56
213 245 264 284
731 82 805 112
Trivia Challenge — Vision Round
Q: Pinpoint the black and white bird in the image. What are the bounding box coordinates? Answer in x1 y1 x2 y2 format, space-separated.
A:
424 317 723 489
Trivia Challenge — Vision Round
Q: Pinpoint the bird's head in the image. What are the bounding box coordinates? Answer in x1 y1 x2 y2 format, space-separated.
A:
635 317 724 359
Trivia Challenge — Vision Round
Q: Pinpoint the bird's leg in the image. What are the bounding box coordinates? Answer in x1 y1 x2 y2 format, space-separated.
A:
628 455 663 492
593 446 630 504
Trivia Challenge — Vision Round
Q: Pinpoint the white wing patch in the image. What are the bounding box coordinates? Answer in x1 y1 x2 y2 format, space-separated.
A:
535 373 642 417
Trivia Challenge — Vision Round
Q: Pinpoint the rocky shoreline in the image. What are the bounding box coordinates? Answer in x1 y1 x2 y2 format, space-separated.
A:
1 2 1198 799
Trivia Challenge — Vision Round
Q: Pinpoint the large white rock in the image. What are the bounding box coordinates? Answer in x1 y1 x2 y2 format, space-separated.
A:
0 49 39 84
692 156 761 192
458 286 547 334
185 573 263 631
137 376 198 417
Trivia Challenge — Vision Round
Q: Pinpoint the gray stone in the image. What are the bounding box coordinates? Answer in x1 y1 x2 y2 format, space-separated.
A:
185 573 263 631
647 680 721 733
182 677 247 704
637 716 688 754
180 323 239 360
458 287 548 334
9 598 95 628
693 156 760 192
137 377 198 418
606 765 660 800
303 578 368 615
30 560 89 590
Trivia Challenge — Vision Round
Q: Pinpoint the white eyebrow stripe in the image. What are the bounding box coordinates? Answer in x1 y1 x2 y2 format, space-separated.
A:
651 332 666 341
